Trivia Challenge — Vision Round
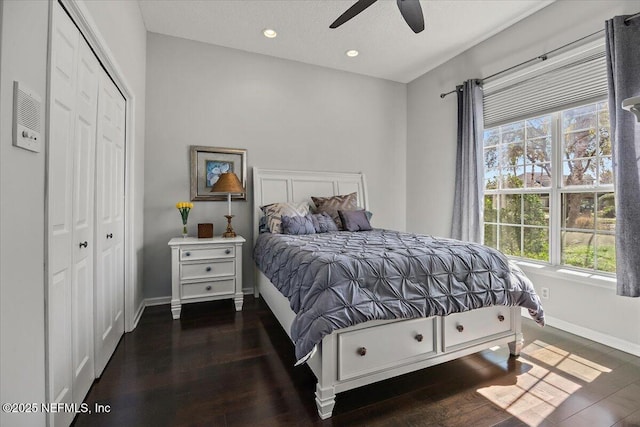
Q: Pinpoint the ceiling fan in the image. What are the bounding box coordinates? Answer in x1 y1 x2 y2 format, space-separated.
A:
330 0 425 34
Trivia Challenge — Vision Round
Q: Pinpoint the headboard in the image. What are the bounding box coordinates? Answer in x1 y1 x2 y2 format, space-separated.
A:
252 168 369 244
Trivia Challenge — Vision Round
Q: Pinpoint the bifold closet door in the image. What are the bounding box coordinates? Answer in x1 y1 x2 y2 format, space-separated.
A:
94 72 126 376
48 3 100 426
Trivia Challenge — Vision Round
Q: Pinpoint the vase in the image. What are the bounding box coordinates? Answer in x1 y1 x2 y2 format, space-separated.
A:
182 224 188 238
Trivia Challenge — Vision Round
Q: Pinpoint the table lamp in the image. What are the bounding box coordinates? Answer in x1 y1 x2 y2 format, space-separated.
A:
211 172 245 237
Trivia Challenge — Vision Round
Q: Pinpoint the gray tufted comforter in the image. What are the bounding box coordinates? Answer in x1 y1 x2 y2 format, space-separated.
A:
253 230 544 363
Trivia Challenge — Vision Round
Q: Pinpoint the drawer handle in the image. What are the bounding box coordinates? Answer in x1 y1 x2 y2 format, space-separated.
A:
498 315 505 322
185 252 191 257
206 266 212 272
358 347 367 356
79 241 88 249
225 249 231 255
106 233 113 239
205 285 212 291
415 334 424 342
456 325 464 333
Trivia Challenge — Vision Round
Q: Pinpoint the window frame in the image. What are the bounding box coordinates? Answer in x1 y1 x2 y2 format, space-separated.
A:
482 101 615 277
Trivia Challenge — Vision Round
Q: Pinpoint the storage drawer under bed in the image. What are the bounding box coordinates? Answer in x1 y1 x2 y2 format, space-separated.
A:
443 306 513 350
337 317 436 381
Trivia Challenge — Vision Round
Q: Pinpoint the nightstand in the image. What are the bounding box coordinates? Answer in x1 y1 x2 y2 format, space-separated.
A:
168 236 245 319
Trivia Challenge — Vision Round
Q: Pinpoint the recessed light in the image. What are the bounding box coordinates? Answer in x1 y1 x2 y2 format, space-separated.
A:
263 28 277 38
346 49 359 57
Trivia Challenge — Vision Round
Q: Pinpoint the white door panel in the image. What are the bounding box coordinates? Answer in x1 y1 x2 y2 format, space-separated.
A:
70 38 99 405
94 74 125 376
47 5 79 427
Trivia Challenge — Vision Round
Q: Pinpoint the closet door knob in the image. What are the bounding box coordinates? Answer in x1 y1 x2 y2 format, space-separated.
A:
79 241 88 249
358 347 367 356
498 315 505 322
206 266 212 272
415 334 424 342
456 325 464 333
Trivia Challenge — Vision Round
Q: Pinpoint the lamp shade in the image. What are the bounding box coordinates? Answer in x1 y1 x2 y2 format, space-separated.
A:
211 172 245 194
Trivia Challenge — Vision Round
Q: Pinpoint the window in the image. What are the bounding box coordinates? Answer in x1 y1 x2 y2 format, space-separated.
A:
483 101 615 273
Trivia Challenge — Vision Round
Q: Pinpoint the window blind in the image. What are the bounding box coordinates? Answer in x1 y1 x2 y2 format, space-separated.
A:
483 42 608 128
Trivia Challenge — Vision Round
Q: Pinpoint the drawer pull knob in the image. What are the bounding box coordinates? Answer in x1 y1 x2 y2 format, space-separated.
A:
79 241 88 249
415 334 424 342
358 347 367 356
185 252 191 257
206 266 212 272
456 325 464 333
206 286 212 291
225 249 231 254
498 315 505 322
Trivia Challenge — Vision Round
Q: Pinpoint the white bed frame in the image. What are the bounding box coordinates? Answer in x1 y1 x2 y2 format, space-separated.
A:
252 168 523 419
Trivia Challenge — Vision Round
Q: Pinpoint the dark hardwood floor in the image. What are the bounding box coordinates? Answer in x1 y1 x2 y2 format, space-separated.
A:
74 298 640 427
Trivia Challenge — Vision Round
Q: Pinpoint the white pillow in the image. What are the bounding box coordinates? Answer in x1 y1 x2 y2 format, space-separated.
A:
260 201 310 234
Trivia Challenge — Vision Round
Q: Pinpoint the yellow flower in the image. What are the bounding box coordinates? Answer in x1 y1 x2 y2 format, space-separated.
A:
176 202 181 209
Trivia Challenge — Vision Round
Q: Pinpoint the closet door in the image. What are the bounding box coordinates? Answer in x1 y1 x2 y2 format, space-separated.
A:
71 33 100 403
48 6 78 426
94 73 126 376
47 3 99 425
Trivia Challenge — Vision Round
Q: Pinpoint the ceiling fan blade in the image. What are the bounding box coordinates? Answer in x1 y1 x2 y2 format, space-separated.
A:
396 0 425 33
330 0 378 29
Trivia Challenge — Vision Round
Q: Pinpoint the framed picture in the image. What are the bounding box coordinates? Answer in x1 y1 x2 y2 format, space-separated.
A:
190 146 247 201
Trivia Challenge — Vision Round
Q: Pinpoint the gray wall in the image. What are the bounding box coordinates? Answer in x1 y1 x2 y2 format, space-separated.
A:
0 1 146 426
407 0 640 348
144 32 407 298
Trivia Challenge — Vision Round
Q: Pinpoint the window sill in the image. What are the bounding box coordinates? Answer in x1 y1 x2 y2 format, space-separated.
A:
512 259 617 290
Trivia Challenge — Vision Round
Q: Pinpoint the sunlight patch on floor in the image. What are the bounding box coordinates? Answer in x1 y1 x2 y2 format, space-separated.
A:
476 340 612 426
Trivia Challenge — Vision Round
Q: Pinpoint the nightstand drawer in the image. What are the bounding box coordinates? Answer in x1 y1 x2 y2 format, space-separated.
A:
181 246 235 261
180 260 235 280
181 279 235 300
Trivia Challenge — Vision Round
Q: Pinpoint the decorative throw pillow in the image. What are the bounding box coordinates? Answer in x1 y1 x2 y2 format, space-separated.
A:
281 214 316 235
311 192 357 230
338 209 372 232
260 201 310 234
310 212 339 233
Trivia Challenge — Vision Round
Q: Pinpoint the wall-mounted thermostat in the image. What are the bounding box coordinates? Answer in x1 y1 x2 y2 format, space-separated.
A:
13 81 43 153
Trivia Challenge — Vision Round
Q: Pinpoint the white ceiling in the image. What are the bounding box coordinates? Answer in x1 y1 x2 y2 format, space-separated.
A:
138 0 555 83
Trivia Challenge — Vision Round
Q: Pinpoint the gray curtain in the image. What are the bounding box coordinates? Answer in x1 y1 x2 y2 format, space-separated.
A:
451 80 484 243
606 16 640 297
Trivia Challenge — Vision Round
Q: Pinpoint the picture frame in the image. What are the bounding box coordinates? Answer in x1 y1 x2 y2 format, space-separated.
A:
190 146 247 201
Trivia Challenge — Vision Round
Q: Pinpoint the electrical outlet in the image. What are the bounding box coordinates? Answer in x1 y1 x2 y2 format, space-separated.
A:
541 287 550 299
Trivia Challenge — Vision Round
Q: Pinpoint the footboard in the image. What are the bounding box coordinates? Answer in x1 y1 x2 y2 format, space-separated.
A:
310 305 522 419
257 270 523 420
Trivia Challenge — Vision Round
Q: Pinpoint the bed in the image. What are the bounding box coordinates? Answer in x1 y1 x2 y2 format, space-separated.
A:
252 168 544 419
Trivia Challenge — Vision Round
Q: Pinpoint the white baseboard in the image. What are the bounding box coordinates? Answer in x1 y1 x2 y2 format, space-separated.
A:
522 309 640 357
131 300 145 330
145 296 171 307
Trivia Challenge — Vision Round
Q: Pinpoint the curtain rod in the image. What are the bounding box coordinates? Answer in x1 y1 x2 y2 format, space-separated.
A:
625 12 640 23
440 12 639 99
439 27 608 99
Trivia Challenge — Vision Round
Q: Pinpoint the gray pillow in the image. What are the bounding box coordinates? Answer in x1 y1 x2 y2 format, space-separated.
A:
310 212 339 233
281 214 316 235
338 209 372 232
311 192 357 230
